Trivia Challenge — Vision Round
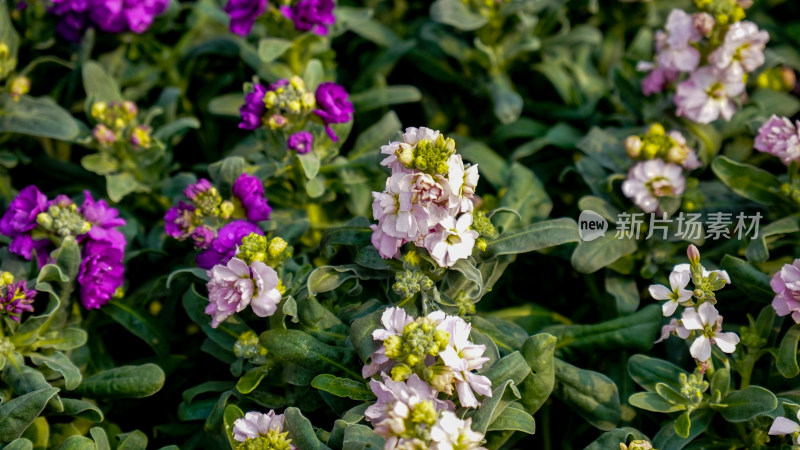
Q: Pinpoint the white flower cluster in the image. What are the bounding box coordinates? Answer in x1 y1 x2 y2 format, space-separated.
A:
362 307 490 449
232 410 296 449
640 8 769 124
371 127 479 268
650 246 740 363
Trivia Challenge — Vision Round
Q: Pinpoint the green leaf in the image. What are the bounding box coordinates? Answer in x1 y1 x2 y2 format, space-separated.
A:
182 285 252 350
223 404 245 449
710 368 731 399
675 411 691 439
628 354 688 392
208 94 243 117
470 380 521 434
81 154 119 176
153 117 201 141
29 352 82 390
116 430 148 450
544 304 660 352
429 0 487 30
3 438 33 450
571 233 638 274
711 156 784 205
470 316 527 352
284 407 331 450
258 37 293 63
487 72 523 124
0 94 81 141
745 217 798 262
307 265 389 296
486 403 535 433
103 300 169 357
303 59 323 92
720 255 773 303
342 424 384 450
0 387 60 444
553 358 620 431
74 364 165 399
82 61 122 103
105 173 150 203
57 399 104 422
628 392 685 413
236 365 271 394
493 163 552 233
718 386 778 422
480 351 530 387
298 152 321 179
311 375 375 401
606 275 639 315
485 218 580 258
519 333 556 415
778 324 800 378
165 267 209 288
349 86 422 112
584 428 650 450
58 435 96 450
259 329 360 382
655 382 689 406
457 140 507 190
305 177 325 198
208 156 245 191
89 428 110 450
3 363 63 412
349 310 382 361
349 111 401 159
653 408 713 449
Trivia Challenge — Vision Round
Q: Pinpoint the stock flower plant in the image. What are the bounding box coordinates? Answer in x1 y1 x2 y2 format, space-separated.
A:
3 0 800 449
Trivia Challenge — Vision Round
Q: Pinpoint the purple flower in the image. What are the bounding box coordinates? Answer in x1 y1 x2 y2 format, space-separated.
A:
640 66 678 96
196 220 262 269
313 82 353 141
754 115 800 166
78 240 125 309
164 201 195 240
89 0 169 34
50 0 90 42
674 65 745 124
9 236 52 267
280 0 335 36
287 131 313 154
191 225 217 250
79 190 127 251
205 258 282 327
184 179 214 200
0 185 49 237
772 259 800 324
232 173 272 223
224 0 266 36
239 83 268 130
0 281 36 322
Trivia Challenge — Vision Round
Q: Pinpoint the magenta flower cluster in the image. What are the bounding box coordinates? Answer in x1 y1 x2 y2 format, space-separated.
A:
163 174 271 269
224 0 335 37
0 187 127 310
50 0 169 42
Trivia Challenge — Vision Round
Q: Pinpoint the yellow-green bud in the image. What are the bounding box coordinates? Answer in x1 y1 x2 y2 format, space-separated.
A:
0 271 14 287
411 400 438 426
289 76 305 91
36 212 53 229
625 136 643 158
91 102 108 121
648 123 665 136
390 363 412 382
220 200 235 219
9 76 30 101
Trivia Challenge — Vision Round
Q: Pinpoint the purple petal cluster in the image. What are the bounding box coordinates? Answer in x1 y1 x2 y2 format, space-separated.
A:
78 240 125 309
280 0 335 36
50 0 169 41
287 131 313 154
196 220 263 269
238 83 268 130
0 281 36 322
224 0 267 36
313 82 353 141
232 173 272 223
1 186 51 265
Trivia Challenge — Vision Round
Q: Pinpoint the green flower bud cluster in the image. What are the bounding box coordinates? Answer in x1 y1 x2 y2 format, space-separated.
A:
694 0 745 25
194 188 224 218
679 372 709 405
233 331 268 364
0 336 14 355
690 262 726 305
36 201 92 238
399 134 456 175
681 178 705 212
398 399 438 443
0 271 14 289
756 67 796 92
262 76 316 131
393 270 434 300
780 182 800 206
625 124 690 166
384 318 450 381
235 430 293 450
91 101 139 132
453 291 476 316
620 440 655 450
236 233 292 268
0 42 17 80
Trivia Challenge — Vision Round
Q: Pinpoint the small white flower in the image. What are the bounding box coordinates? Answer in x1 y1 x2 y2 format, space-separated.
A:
437 315 492 408
249 261 282 317
232 410 291 444
423 214 478 268
649 268 693 316
363 307 414 378
445 154 479 215
656 9 702 72
671 263 731 284
768 411 800 445
380 127 440 173
681 303 740 362
708 21 769 73
655 318 691 343
674 65 745 124
430 411 487 450
621 159 686 213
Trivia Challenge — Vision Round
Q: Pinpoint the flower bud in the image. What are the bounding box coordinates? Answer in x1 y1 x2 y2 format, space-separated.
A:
130 125 152 149
219 200 235 219
647 123 665 136
9 76 30 100
395 143 414 167
666 144 689 165
93 124 116 146
687 244 700 264
693 12 715 37
625 136 643 158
